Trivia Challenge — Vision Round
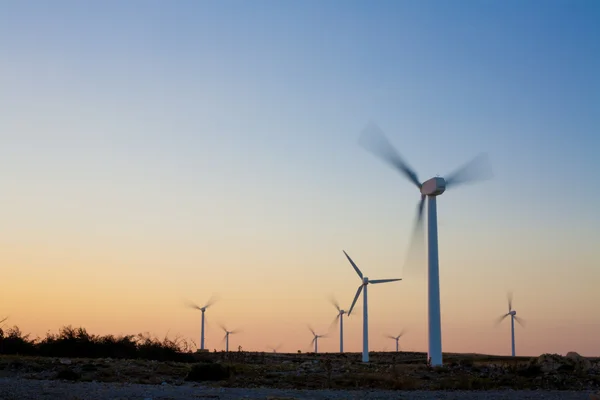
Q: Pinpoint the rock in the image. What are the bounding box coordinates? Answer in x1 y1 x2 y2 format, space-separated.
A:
566 351 592 371
59 358 72 365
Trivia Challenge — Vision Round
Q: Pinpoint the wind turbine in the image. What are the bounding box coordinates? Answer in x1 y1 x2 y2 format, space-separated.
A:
220 324 240 352
329 296 347 353
308 326 326 353
358 121 492 366
496 292 525 357
267 344 282 353
344 250 401 363
185 295 217 351
386 330 405 352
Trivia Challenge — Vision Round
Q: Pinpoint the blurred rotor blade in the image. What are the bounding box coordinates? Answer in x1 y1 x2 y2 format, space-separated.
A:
358 121 421 189
402 195 427 277
230 329 242 334
328 314 341 332
343 250 363 279
370 278 402 284
328 295 341 312
183 299 202 310
308 325 316 336
386 334 396 340
348 285 364 316
514 316 526 327
203 294 219 309
398 329 406 338
507 292 513 312
495 314 509 325
219 324 227 332
0 316 8 325
444 153 493 189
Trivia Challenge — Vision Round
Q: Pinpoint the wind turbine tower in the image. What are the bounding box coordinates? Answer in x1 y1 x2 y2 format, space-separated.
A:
358 122 492 366
329 297 347 353
344 250 401 363
220 325 240 352
497 292 525 357
386 330 405 352
186 296 217 351
309 326 326 353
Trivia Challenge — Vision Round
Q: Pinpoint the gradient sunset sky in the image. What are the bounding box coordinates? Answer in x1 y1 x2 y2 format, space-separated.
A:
1 0 599 357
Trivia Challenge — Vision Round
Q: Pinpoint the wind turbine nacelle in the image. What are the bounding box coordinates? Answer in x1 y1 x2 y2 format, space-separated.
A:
510 310 516 316
420 177 446 196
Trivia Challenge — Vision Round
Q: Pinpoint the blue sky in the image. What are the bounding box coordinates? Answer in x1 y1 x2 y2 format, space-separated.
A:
1 1 599 355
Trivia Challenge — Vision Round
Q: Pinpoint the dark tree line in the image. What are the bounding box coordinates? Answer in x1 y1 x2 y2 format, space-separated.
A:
0 325 196 362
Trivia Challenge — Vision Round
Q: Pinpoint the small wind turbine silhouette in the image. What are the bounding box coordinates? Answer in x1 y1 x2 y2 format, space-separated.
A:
308 326 326 353
220 324 240 352
185 295 217 351
267 344 282 353
344 250 402 363
386 330 405 352
329 296 347 353
359 121 492 366
496 292 525 357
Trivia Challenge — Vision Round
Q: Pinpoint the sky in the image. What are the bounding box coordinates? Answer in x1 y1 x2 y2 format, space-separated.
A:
1 0 599 357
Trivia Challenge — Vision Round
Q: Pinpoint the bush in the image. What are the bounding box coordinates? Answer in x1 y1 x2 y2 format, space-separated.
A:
0 324 196 362
185 362 232 382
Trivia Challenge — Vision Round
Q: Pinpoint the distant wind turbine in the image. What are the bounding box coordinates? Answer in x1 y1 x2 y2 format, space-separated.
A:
496 292 525 357
267 344 282 353
220 324 240 352
386 330 405 352
344 250 402 363
329 296 347 353
308 326 327 353
185 295 218 351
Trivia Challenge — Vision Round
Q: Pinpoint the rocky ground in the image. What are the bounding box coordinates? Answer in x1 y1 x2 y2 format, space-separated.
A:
0 351 599 399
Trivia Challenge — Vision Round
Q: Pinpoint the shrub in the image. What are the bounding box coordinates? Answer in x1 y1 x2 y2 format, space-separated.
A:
185 362 232 382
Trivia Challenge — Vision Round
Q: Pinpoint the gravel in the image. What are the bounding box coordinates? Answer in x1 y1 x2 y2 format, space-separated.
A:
0 378 594 400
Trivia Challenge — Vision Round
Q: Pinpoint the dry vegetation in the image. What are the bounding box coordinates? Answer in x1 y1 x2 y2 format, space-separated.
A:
1 325 599 391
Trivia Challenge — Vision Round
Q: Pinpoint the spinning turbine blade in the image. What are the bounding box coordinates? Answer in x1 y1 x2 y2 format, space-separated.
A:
444 153 493 189
204 294 219 309
329 295 341 312
514 316 526 327
343 251 363 278
507 292 513 312
308 325 316 336
370 278 402 284
183 299 202 310
358 121 421 189
495 314 509 325
348 285 363 315
403 194 427 276
329 314 341 331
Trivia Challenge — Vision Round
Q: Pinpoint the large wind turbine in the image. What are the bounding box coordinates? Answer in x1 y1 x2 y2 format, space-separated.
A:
329 296 347 353
185 296 217 351
344 250 401 363
496 292 525 357
386 330 405 352
359 122 492 366
220 324 240 352
308 326 326 353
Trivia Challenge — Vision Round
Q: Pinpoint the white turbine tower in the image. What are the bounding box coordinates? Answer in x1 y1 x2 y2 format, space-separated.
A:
308 326 326 353
344 250 402 363
220 324 240 352
386 330 405 352
185 296 217 351
329 296 347 353
496 292 525 357
358 122 492 366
